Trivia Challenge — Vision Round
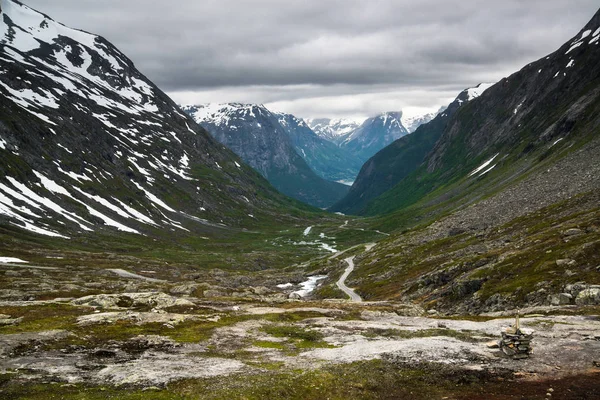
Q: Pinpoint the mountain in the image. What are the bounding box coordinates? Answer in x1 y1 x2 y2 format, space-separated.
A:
338 112 409 163
331 86 488 215
182 103 349 208
333 11 600 316
0 0 313 240
335 9 600 217
401 107 446 133
275 112 362 184
305 118 362 145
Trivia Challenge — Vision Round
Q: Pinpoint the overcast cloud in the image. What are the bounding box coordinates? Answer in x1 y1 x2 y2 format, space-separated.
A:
23 0 600 119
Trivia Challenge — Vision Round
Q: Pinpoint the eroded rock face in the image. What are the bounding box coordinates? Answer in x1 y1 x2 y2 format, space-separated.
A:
96 355 245 386
71 293 194 310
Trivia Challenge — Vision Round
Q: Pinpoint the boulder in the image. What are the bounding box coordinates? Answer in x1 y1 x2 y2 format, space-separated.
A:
575 288 600 305
169 284 199 295
0 315 23 326
565 282 588 297
549 293 573 306
556 259 576 267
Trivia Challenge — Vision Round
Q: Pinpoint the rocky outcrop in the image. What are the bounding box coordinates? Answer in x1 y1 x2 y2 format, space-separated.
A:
71 292 194 310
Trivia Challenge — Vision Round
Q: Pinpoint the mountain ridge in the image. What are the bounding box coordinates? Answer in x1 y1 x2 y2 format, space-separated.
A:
0 0 313 240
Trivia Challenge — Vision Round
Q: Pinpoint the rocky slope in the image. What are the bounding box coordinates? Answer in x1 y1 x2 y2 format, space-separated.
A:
182 103 349 208
0 0 310 240
334 10 600 313
331 85 491 215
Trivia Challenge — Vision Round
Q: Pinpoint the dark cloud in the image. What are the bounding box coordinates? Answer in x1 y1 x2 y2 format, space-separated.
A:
22 0 600 118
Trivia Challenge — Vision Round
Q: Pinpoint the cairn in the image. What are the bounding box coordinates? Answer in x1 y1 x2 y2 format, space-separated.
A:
499 312 534 359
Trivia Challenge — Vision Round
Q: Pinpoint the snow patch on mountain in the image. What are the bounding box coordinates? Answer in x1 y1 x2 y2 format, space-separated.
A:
465 83 495 101
305 118 363 143
400 107 446 133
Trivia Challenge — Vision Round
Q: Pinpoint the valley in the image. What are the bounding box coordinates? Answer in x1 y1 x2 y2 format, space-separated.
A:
0 0 599 398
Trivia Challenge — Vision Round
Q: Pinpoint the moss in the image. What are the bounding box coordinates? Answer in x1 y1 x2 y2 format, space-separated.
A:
262 325 323 342
252 340 287 350
0 304 92 334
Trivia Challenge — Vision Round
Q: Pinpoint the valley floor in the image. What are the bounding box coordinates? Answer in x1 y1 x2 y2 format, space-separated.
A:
0 276 599 399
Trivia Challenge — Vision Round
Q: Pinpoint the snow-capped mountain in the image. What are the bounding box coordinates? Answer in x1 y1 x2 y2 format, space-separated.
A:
275 112 362 184
182 103 349 208
0 0 297 239
401 107 446 133
338 112 409 163
305 118 363 145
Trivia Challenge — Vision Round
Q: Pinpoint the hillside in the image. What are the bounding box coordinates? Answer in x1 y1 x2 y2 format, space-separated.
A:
325 9 600 313
0 0 316 242
331 86 490 215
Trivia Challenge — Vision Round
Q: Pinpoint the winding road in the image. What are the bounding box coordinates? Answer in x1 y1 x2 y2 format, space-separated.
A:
336 256 363 302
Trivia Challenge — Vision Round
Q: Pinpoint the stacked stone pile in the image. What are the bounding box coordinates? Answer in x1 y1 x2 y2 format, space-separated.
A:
498 314 534 359
500 327 534 359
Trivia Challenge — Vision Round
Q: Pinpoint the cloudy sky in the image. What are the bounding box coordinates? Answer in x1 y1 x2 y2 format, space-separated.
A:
24 0 600 120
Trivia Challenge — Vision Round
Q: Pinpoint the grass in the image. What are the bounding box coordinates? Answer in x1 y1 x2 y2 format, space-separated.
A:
348 191 600 309
5 360 599 400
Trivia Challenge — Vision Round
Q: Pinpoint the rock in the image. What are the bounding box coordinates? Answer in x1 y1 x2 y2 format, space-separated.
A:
556 259 576 267
91 348 118 358
564 282 588 297
486 340 499 349
448 227 466 237
563 228 584 237
0 313 24 326
123 335 179 352
575 288 600 305
77 311 197 326
549 293 573 306
451 279 484 298
252 286 271 296
288 293 302 300
500 328 534 359
169 284 199 295
72 293 194 310
203 289 227 298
